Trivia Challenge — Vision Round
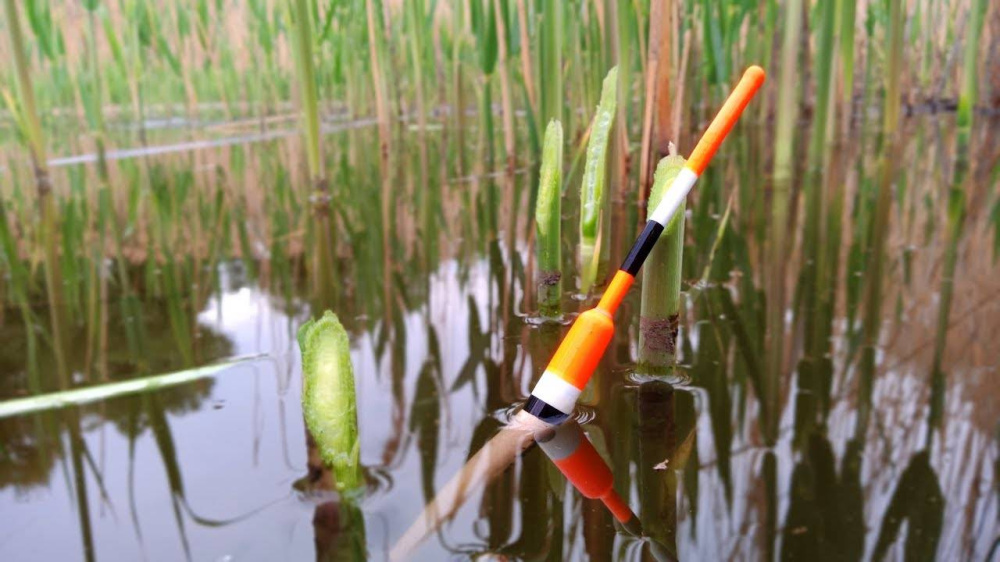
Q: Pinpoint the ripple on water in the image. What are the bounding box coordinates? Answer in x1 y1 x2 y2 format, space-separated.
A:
523 313 571 326
495 402 598 428
622 364 692 386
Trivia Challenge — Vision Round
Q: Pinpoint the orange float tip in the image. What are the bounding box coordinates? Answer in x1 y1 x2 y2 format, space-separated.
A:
600 490 634 524
686 65 766 176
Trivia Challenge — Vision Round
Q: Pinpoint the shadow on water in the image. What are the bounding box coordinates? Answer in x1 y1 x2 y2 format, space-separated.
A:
0 108 998 560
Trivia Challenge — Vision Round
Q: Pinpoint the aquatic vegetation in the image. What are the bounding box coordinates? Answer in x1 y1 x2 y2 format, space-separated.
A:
638 150 686 372
0 356 261 420
534 119 564 318
538 0 562 127
297 311 362 493
2 0 68 383
0 1 997 560
870 451 944 560
929 0 989 434
287 0 335 305
857 0 906 442
579 66 618 293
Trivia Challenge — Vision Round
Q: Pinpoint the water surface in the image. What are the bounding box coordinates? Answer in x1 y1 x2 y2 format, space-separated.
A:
1 111 998 561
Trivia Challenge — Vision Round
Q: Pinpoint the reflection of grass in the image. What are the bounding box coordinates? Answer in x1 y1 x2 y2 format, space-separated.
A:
871 451 943 561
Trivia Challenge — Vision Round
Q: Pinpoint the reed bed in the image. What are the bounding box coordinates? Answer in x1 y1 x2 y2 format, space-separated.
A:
0 6 997 558
0 0 996 436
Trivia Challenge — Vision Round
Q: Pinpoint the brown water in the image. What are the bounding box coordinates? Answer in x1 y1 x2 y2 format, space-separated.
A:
0 111 998 561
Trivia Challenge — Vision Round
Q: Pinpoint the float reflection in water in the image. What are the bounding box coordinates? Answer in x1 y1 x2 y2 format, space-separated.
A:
536 419 680 562
391 405 689 561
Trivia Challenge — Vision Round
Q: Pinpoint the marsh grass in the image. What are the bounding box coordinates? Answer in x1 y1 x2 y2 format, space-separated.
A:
928 0 989 436
0 6 997 557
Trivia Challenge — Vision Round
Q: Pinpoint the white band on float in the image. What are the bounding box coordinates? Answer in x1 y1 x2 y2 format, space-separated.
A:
536 423 582 460
648 167 698 227
530 371 582 415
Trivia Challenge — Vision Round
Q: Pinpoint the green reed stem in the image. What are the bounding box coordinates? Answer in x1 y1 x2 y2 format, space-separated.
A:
539 0 562 127
4 0 69 386
535 120 564 318
857 0 904 442
290 0 322 183
838 0 857 132
797 0 840 430
84 6 110 181
928 0 987 437
405 0 428 133
288 0 335 305
639 153 686 372
579 66 618 293
366 0 391 154
763 0 803 447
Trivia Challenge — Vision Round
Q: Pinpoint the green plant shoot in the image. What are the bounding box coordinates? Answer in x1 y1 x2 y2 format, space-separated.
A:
579 66 618 291
535 119 564 317
298 311 362 493
639 151 686 371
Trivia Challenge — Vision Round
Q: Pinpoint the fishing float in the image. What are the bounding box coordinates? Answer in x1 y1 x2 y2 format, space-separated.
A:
390 67 766 560
525 65 766 425
536 420 677 560
536 421 636 527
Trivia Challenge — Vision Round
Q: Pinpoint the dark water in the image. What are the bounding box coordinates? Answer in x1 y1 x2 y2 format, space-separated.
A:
1 112 998 561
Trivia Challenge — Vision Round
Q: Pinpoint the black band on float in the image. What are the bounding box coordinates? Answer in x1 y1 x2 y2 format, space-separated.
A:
524 395 571 425
620 221 664 276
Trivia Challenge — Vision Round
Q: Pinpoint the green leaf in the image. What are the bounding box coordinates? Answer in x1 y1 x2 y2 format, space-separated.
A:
579 66 618 242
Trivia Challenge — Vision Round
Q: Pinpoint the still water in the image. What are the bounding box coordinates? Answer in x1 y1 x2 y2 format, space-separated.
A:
0 111 998 561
